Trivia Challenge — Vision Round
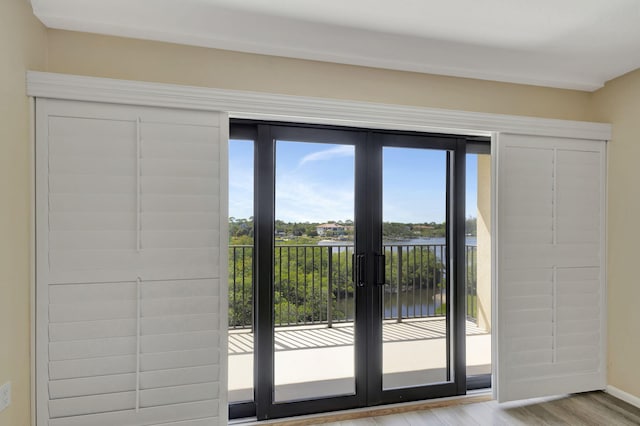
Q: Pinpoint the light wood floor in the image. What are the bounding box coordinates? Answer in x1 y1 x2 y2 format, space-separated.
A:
252 392 640 426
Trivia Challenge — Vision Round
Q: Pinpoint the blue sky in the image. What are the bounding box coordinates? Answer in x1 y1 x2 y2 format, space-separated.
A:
229 139 478 223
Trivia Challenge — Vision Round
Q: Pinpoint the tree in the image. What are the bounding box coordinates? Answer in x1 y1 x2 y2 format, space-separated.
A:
383 222 413 239
227 217 454 327
228 246 253 327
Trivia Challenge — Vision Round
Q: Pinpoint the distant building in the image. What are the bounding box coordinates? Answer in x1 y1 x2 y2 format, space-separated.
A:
412 225 434 230
316 223 346 236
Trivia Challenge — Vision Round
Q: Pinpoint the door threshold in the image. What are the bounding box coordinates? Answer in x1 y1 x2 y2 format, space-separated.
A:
230 390 492 425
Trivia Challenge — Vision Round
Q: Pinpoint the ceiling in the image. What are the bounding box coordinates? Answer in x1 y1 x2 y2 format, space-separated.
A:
31 0 640 91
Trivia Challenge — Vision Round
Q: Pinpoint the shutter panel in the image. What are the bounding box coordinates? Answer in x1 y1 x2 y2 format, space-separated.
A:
36 100 228 426
496 134 606 402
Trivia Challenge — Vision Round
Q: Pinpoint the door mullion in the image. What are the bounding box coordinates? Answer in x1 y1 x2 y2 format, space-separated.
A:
453 138 467 394
363 132 384 406
254 125 275 420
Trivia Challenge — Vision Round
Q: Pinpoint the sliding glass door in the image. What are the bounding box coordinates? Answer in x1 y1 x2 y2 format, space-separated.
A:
228 122 487 420
271 131 362 405
366 133 467 405
253 125 368 420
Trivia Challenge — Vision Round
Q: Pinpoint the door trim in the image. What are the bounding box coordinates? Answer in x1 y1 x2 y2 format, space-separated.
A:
27 72 611 141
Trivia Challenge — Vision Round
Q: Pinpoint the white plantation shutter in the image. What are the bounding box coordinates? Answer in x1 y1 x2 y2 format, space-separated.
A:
496 134 606 402
36 99 228 426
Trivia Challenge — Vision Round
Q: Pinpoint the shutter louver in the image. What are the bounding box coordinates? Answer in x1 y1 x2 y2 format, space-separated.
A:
496 134 606 402
36 100 228 426
47 116 138 284
139 121 221 281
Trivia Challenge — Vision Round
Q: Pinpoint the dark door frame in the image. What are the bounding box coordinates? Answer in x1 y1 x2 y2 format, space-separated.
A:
228 120 490 421
365 132 468 406
255 123 369 421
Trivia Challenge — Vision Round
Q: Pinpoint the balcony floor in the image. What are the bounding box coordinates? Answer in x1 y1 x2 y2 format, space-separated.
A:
229 317 491 403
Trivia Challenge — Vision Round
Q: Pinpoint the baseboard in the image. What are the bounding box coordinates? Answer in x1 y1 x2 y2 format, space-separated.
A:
606 385 640 409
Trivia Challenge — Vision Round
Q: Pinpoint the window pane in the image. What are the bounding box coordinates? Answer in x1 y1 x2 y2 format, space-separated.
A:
228 139 255 404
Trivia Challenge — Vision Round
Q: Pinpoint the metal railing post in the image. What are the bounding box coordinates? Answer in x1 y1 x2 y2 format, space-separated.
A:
232 246 237 329
327 246 333 328
397 246 402 323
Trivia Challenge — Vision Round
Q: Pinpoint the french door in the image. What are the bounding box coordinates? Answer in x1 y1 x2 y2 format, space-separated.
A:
230 121 476 420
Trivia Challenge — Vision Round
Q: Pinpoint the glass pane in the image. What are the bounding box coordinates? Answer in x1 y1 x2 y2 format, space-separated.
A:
273 140 356 402
227 139 255 404
382 147 449 389
465 153 492 378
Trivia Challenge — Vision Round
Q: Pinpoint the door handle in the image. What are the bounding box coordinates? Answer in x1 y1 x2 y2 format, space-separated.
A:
375 253 386 285
352 253 366 287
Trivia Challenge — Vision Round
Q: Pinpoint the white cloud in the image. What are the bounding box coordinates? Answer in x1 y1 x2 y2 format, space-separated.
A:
276 179 354 223
298 145 354 167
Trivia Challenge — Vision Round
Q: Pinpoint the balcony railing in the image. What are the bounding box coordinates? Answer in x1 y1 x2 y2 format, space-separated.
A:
229 243 478 329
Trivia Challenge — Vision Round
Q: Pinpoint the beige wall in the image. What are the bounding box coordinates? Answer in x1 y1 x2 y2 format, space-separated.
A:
590 69 640 400
46 30 594 121
476 155 492 332
0 0 47 425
